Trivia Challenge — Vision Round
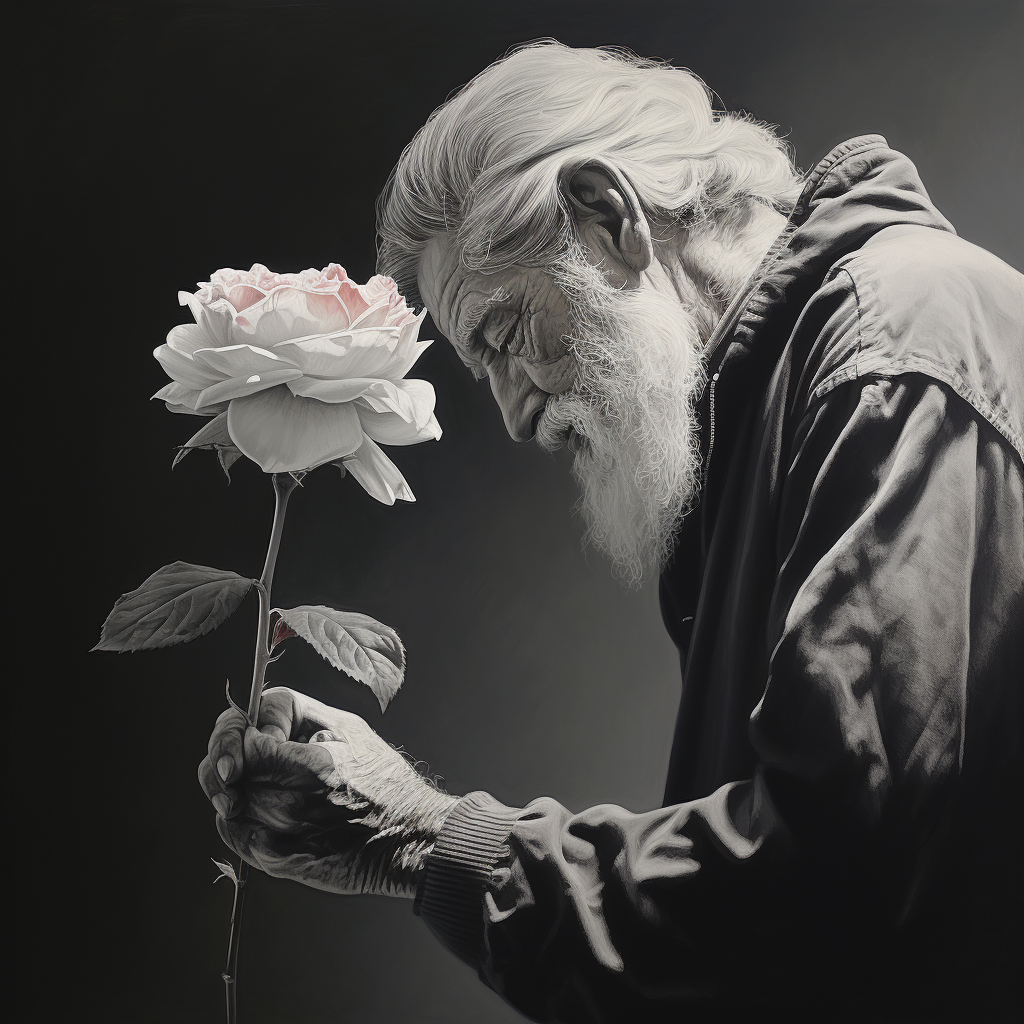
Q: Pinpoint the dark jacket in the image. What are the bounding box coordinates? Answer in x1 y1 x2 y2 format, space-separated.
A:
415 137 1024 1023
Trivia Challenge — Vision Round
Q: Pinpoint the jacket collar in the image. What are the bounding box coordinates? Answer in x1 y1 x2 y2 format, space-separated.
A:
701 135 956 381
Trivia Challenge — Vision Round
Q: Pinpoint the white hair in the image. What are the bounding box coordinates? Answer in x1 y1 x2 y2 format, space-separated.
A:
537 242 709 586
377 41 799 298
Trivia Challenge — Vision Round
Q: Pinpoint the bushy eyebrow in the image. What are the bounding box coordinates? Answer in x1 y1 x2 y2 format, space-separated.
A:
454 286 516 348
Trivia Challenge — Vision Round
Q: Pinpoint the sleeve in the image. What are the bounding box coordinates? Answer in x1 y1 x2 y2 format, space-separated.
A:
413 376 1024 1023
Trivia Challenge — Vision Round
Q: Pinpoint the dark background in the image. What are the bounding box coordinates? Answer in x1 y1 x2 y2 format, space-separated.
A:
19 1 1021 1022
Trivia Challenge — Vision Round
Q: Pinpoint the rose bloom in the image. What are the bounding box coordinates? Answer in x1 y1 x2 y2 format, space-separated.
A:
153 264 440 503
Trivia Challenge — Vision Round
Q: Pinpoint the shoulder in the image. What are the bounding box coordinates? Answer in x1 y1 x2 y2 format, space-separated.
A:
838 225 1023 333
803 226 1024 461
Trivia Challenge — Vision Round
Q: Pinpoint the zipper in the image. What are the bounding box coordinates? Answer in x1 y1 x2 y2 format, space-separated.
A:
704 371 719 479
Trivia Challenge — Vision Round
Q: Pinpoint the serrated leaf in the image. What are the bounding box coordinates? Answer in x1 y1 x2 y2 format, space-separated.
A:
93 561 254 652
274 605 405 712
212 858 239 887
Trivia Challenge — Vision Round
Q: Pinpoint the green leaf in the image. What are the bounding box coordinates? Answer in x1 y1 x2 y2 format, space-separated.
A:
273 605 405 712
93 561 254 652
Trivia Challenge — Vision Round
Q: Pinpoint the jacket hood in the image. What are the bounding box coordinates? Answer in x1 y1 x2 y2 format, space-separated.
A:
707 135 956 377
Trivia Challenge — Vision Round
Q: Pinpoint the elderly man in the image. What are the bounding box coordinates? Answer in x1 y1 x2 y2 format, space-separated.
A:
199 43 1023 1022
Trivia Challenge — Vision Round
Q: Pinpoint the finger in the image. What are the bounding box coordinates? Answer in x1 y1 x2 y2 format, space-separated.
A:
208 706 248 786
255 687 301 742
245 785 338 833
199 756 243 819
216 816 313 880
243 727 335 785
263 686 366 740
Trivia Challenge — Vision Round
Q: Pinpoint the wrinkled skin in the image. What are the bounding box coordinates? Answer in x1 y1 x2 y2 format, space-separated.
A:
198 163 719 893
198 687 456 897
418 234 578 440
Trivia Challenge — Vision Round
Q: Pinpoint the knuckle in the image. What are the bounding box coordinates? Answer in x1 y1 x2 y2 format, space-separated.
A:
214 706 244 729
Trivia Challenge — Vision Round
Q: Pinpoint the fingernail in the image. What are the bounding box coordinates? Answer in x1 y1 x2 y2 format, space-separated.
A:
217 756 234 782
213 795 230 818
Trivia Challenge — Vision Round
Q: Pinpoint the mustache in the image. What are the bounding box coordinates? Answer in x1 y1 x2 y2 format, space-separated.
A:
535 393 593 456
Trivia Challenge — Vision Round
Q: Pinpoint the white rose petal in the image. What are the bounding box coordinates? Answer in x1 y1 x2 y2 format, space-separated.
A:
343 437 416 505
162 266 439 487
196 367 304 410
227 385 365 473
192 343 300 379
356 404 442 447
347 298 394 331
286 377 378 404
180 293 236 347
153 344 221 390
238 288 324 346
273 329 402 379
379 339 433 382
152 381 227 416
165 323 208 357
358 379 436 429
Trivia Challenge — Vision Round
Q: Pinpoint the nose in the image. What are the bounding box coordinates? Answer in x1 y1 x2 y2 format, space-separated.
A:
489 362 549 441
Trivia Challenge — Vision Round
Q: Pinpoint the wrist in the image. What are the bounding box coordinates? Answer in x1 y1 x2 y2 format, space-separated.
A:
385 787 460 898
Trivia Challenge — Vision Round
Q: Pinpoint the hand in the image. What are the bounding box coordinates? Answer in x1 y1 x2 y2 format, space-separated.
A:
198 686 458 897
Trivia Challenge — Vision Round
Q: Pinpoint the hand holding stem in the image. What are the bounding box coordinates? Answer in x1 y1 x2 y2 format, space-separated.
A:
222 471 300 1024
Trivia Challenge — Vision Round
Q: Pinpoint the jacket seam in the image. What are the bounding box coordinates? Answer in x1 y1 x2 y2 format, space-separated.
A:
809 366 1024 464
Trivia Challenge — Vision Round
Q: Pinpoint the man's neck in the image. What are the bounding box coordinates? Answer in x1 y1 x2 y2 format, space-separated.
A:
658 204 789 342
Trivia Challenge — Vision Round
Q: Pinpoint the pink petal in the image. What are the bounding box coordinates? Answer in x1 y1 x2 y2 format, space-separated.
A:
348 299 393 330
306 292 352 330
227 385 365 473
236 288 324 346
226 284 266 311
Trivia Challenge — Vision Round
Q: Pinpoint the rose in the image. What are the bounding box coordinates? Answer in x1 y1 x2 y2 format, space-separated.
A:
152 264 441 503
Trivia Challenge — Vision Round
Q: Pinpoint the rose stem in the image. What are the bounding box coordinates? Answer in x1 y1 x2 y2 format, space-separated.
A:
223 471 300 1024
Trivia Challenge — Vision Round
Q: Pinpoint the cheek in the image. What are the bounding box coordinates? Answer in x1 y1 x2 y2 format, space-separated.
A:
526 298 576 394
525 353 577 394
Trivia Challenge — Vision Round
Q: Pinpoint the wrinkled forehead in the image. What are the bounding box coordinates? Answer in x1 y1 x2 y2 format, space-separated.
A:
417 234 463 340
417 234 515 346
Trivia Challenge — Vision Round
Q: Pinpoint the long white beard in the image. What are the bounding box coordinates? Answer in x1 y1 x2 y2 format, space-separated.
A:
537 249 710 587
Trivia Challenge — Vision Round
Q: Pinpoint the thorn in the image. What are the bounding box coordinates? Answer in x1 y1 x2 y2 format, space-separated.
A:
224 679 252 725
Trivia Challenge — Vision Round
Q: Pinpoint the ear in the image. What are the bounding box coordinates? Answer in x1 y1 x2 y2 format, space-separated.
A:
562 159 653 277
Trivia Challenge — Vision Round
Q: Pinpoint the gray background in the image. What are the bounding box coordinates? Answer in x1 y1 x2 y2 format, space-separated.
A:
24 1 1021 1021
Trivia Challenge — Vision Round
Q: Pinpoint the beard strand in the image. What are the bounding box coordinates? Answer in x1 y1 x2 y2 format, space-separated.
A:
537 248 708 588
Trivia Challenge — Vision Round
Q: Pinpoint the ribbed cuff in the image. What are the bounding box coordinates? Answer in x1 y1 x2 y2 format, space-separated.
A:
413 790 521 967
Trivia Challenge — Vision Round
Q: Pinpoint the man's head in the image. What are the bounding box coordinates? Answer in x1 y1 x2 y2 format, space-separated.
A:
377 42 799 584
